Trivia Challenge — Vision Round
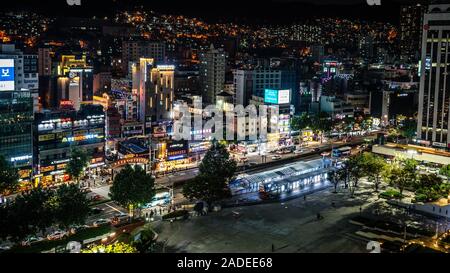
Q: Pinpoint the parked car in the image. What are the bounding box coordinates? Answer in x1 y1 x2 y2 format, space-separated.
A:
69 225 90 234
111 213 129 225
313 148 320 152
93 219 110 227
294 149 303 154
21 235 45 246
89 207 104 215
271 155 282 160
90 195 103 201
47 231 67 241
0 242 13 252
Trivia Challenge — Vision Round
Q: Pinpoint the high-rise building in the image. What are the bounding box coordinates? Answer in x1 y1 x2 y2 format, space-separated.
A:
55 55 94 111
233 69 253 107
93 72 111 94
359 35 374 62
1 44 39 91
122 39 166 75
311 44 325 63
38 47 52 76
199 45 226 104
400 4 426 63
234 65 299 110
0 92 34 184
0 44 36 185
132 59 174 134
416 2 450 147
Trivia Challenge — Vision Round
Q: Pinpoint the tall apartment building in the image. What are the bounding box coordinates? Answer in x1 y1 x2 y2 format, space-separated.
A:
0 44 36 184
199 45 226 104
38 47 52 76
122 39 165 75
400 4 426 63
234 67 299 110
416 2 450 147
132 59 174 134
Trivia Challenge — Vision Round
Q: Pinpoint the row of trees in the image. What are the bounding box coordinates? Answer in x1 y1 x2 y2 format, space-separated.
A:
329 152 386 197
0 184 90 242
291 113 417 143
329 152 450 202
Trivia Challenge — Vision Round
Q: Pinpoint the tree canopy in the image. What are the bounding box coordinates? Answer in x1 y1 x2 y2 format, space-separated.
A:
109 164 155 212
65 147 90 183
183 141 237 205
0 155 19 195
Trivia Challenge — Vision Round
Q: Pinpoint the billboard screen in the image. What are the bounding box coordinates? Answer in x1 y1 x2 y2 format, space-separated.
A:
264 89 291 104
264 89 279 104
0 59 15 91
278 89 290 104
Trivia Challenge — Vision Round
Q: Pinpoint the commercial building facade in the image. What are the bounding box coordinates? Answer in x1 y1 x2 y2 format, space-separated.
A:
416 3 450 148
35 104 105 185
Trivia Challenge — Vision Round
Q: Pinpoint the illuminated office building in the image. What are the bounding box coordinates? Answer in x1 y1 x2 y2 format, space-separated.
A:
0 44 35 184
199 45 226 104
35 104 105 185
132 58 174 134
416 3 450 148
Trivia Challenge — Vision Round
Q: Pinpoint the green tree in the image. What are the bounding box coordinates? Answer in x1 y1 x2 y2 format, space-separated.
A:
328 169 340 193
311 112 332 143
439 165 450 183
290 113 311 131
65 147 89 184
346 154 366 197
109 165 155 217
183 141 237 206
53 184 90 230
402 158 418 186
399 118 417 142
0 155 19 196
4 187 55 242
362 153 387 192
384 163 410 200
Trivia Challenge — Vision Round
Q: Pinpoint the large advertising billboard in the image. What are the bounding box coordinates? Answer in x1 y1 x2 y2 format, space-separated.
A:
264 89 291 104
0 59 15 91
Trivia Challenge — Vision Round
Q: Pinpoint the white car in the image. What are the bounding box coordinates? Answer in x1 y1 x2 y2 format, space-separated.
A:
294 149 303 154
21 236 45 246
47 231 67 241
0 242 13 251
93 219 111 227
271 155 282 160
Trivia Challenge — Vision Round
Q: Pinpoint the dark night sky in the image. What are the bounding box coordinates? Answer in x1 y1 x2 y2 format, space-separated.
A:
2 0 428 24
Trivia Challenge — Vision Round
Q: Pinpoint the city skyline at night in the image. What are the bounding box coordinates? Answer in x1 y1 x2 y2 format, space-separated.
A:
0 0 450 263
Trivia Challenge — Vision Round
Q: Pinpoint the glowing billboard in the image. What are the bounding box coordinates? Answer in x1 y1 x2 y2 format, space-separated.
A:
264 89 291 104
0 59 15 91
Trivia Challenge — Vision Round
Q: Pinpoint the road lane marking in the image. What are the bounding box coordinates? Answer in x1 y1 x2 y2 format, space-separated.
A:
105 203 122 213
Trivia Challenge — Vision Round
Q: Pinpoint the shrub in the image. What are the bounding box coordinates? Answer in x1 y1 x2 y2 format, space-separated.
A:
413 193 428 203
379 189 402 199
162 210 189 220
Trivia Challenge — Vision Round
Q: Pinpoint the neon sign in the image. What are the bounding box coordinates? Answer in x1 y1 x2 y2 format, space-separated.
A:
62 134 103 142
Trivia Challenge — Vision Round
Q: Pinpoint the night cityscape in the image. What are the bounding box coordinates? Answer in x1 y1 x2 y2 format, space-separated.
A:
1 0 450 261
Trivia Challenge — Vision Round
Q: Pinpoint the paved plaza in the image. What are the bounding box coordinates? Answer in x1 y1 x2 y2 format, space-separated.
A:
153 181 389 253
